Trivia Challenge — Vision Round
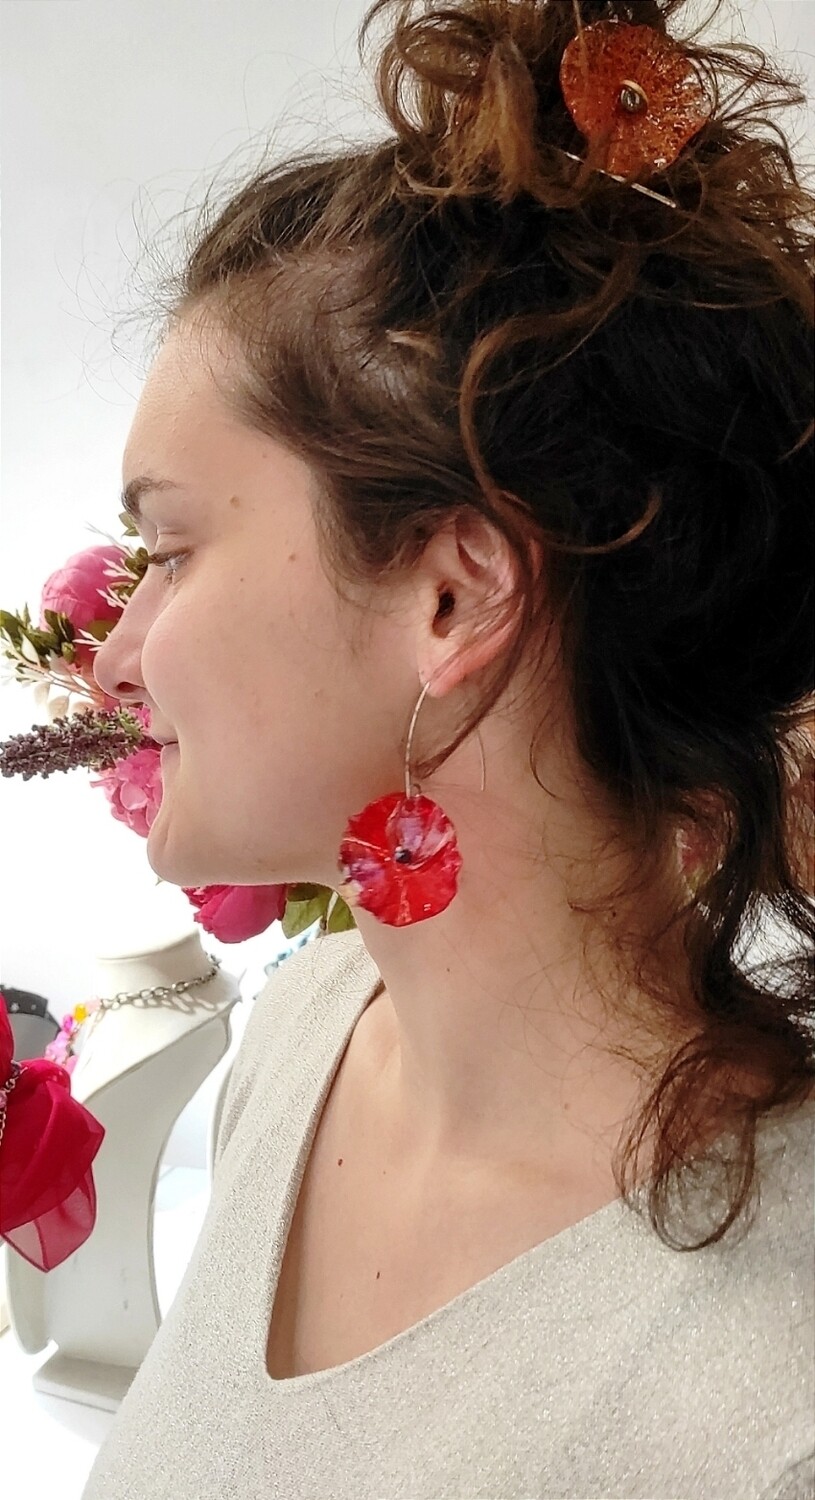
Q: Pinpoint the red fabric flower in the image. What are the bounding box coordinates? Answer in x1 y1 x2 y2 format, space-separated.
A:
0 995 105 1271
337 793 462 927
560 20 710 178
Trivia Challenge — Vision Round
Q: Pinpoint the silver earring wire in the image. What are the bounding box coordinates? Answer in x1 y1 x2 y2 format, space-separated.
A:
405 679 487 798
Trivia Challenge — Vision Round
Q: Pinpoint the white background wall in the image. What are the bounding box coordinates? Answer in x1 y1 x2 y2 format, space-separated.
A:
0 0 813 1146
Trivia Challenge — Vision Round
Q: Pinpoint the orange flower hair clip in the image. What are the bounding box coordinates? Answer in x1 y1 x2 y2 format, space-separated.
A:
560 18 712 183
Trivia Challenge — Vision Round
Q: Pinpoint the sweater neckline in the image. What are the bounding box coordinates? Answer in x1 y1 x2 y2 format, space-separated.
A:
253 941 637 1394
253 934 815 1395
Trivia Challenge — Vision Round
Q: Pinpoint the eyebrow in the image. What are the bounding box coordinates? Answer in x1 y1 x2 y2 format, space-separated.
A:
120 476 184 522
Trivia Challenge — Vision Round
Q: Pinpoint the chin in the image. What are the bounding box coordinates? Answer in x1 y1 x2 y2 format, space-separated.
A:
146 833 246 891
145 823 204 888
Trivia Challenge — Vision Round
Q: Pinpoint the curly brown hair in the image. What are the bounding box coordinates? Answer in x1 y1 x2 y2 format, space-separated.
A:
141 0 814 1249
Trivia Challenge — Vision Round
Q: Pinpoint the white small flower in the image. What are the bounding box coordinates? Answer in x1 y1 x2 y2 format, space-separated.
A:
48 691 72 721
17 635 42 665
32 680 53 717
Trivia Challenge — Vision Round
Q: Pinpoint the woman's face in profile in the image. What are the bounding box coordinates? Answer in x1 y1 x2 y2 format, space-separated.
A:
93 318 417 893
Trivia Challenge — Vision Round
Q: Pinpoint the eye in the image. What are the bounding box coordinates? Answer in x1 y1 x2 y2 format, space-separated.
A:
144 548 190 586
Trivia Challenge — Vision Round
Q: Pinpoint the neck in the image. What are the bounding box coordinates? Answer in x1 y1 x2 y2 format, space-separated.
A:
345 744 690 1186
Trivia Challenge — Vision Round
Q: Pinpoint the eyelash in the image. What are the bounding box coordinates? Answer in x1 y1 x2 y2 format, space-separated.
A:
144 548 189 586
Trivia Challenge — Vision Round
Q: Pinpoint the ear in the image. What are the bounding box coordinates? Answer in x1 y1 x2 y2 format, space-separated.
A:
414 510 536 700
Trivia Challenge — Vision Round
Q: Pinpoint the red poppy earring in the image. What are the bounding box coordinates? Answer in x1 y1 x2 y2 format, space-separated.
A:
336 678 486 927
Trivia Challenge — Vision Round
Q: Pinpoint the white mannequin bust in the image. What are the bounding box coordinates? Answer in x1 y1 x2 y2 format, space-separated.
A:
5 890 242 1411
68 929 234 1101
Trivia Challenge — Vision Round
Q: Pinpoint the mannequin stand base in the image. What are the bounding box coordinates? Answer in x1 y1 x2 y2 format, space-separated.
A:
32 1350 136 1411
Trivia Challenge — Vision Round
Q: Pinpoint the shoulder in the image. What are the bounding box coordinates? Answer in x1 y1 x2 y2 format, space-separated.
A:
240 928 368 1035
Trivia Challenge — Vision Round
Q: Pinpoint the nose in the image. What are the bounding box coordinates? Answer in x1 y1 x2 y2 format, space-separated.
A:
91 589 150 709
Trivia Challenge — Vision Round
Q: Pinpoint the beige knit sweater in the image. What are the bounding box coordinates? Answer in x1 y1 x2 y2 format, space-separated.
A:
82 927 815 1499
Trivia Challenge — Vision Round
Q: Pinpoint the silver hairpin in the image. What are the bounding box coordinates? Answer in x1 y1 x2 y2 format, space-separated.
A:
555 147 680 210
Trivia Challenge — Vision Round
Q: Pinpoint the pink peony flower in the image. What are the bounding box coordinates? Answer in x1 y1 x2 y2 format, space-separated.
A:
39 544 131 682
182 883 288 942
89 735 164 838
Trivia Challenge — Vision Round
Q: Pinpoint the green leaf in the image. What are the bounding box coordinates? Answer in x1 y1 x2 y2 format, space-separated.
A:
325 894 357 933
281 891 331 940
43 609 75 638
81 619 118 642
285 883 325 904
23 627 58 655
0 611 24 641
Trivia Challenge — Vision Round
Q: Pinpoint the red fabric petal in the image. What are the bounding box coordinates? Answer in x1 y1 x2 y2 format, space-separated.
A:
1 1170 98 1272
337 793 463 926
0 998 106 1271
560 21 710 177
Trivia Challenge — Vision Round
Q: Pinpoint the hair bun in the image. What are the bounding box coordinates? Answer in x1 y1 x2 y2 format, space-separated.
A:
359 0 686 203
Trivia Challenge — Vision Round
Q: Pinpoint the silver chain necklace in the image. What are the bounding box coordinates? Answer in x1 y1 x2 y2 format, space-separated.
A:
1 954 223 1154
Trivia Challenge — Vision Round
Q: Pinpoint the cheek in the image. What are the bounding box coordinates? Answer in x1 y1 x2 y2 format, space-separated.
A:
139 598 196 696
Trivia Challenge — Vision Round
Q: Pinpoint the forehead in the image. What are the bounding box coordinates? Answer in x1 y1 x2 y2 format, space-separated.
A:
120 321 320 537
123 322 235 473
